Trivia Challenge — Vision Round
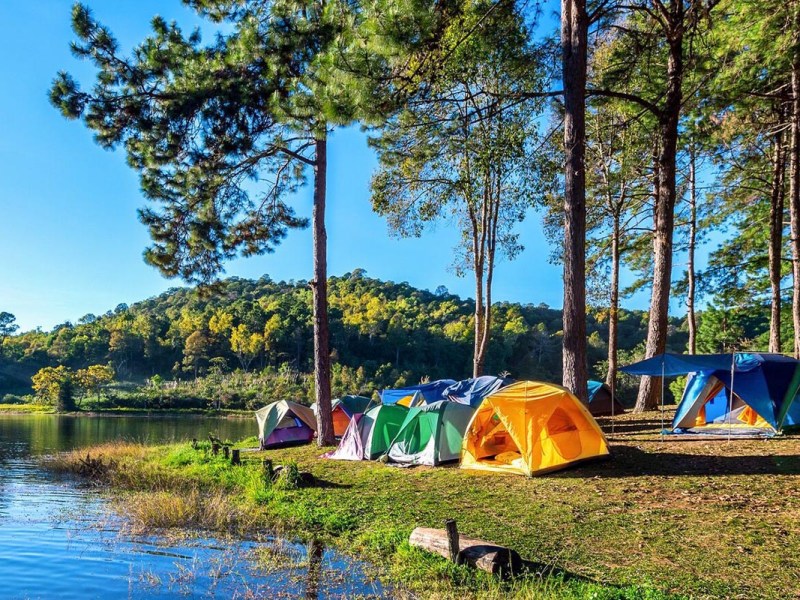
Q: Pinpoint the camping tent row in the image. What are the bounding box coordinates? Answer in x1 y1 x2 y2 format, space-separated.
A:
621 352 800 436
327 381 610 476
255 380 614 475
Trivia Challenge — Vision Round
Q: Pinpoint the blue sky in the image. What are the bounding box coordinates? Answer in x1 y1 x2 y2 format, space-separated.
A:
0 0 683 333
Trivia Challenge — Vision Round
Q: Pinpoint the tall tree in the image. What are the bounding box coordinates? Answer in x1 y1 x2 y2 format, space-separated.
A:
561 0 589 401
49 1 373 444
370 1 548 377
593 0 719 410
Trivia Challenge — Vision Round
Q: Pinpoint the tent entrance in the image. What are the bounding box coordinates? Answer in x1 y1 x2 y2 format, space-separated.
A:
471 412 525 469
676 379 773 436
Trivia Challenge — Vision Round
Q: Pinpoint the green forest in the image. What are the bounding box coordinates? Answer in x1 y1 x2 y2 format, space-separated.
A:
1 271 780 410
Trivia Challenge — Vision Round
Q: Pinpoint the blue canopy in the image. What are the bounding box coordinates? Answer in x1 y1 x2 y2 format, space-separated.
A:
620 353 765 377
381 379 457 405
443 376 510 407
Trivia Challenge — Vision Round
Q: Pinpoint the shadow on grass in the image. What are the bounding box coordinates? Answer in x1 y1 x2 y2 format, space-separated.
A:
554 445 800 478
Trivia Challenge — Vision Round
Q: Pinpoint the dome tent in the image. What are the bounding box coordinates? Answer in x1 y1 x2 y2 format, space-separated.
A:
313 395 374 437
444 376 511 407
255 400 317 449
385 401 475 466
324 404 409 461
461 381 610 476
586 380 625 416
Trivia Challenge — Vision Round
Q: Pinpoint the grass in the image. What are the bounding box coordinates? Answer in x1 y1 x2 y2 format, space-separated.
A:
0 403 54 413
43 409 800 599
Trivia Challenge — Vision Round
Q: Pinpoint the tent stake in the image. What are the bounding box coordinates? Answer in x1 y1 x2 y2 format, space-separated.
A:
445 519 460 564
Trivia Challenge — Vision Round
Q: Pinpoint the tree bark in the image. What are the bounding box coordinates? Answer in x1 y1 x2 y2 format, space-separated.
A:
312 136 334 446
605 213 621 393
769 120 785 353
561 0 589 402
635 23 683 413
790 20 800 358
687 147 697 354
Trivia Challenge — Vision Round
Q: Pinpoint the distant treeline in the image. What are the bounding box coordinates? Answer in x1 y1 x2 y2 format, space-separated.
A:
0 273 700 407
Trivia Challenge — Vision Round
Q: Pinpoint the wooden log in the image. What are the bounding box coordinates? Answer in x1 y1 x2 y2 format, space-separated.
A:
409 527 522 576
262 459 274 481
231 448 241 465
223 446 230 459
211 442 220 456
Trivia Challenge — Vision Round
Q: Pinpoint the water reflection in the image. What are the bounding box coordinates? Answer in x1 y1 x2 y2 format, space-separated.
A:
0 414 388 599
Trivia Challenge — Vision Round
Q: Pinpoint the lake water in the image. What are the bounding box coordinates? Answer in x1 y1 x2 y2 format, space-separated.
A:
0 414 387 599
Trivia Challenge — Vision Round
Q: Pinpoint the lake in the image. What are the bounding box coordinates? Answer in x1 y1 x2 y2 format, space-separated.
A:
0 414 387 599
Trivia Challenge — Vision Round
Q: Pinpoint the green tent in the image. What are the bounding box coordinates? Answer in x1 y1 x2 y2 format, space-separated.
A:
325 404 408 460
386 401 475 466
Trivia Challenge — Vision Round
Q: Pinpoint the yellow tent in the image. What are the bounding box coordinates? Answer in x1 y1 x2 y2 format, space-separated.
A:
461 380 610 476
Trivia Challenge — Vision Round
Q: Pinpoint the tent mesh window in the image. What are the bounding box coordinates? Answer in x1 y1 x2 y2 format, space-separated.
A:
545 408 582 460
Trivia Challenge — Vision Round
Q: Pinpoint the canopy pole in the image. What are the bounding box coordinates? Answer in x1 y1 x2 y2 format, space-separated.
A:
660 359 666 439
610 377 616 438
728 353 735 443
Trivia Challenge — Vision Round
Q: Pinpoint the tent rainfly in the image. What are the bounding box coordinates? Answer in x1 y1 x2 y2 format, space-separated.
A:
385 400 475 465
380 379 456 407
443 376 510 407
324 404 409 461
621 352 800 436
586 380 625 416
255 400 317 449
461 381 610 476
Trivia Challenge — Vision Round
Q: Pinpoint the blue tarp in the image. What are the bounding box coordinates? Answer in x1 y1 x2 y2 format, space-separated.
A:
443 376 510 407
381 379 457 405
620 353 764 377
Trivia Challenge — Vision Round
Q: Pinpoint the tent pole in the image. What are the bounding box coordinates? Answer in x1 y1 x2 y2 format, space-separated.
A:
728 353 735 443
660 359 665 439
610 379 615 438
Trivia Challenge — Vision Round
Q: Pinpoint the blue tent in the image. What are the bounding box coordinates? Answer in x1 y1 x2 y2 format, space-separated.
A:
380 379 457 407
443 376 510 407
586 380 625 416
621 353 800 434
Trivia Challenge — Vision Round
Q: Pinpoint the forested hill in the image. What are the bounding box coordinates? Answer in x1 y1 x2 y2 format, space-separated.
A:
1 273 686 403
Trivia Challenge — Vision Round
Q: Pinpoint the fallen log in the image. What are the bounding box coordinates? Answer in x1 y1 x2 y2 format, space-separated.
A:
409 526 522 576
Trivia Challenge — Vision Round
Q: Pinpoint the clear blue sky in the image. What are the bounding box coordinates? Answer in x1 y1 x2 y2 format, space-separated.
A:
0 0 684 333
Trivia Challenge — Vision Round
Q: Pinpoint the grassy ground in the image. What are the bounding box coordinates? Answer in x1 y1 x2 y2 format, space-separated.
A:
44 409 800 599
0 403 53 413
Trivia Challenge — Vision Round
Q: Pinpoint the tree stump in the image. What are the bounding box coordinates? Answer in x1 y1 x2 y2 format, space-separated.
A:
231 448 241 465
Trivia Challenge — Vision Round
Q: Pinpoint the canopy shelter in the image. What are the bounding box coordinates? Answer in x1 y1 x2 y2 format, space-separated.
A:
461 381 610 476
255 400 317 449
324 404 409 461
313 395 374 437
385 401 475 466
444 376 511 407
381 379 456 408
621 353 800 435
586 380 625 416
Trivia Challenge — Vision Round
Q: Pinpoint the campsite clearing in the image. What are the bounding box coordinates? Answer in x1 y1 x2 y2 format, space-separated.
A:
46 409 800 599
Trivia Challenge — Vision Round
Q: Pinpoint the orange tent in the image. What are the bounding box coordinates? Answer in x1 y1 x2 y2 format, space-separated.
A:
461 380 610 476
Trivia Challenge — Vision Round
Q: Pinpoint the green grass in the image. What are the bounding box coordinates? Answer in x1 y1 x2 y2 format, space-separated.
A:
43 410 800 599
0 403 53 413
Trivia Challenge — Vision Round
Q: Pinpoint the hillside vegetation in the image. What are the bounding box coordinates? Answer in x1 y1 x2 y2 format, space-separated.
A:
1 273 689 408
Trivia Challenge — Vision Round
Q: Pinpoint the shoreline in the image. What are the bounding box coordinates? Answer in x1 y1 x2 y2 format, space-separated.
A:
39 410 800 599
0 405 252 418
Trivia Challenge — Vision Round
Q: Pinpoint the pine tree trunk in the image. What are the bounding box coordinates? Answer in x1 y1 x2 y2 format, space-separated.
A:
687 148 697 354
473 272 485 378
790 27 800 359
769 121 785 353
635 30 683 413
312 136 334 446
605 213 621 393
561 0 589 402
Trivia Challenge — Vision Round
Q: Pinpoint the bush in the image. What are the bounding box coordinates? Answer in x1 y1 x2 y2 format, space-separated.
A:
1 393 25 404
